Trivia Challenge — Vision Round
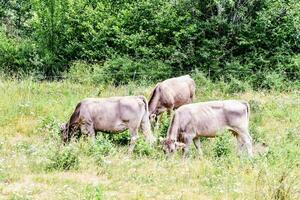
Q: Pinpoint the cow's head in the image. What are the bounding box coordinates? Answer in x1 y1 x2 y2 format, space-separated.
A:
161 138 185 155
59 123 69 143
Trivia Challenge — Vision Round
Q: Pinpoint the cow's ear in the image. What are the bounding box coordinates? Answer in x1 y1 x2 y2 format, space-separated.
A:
175 142 186 149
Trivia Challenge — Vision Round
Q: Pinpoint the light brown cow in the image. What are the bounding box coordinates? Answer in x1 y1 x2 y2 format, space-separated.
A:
162 100 253 157
60 96 155 151
148 75 196 122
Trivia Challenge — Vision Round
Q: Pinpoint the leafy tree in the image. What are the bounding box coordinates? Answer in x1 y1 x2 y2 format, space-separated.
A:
0 0 299 86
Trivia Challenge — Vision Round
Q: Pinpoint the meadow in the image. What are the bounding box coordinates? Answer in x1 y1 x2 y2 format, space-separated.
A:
0 76 300 200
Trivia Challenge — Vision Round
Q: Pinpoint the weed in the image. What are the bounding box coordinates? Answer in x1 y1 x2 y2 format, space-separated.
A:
46 143 79 171
108 130 131 145
91 135 115 166
226 76 251 94
84 184 103 200
157 114 170 139
133 138 155 157
213 132 234 158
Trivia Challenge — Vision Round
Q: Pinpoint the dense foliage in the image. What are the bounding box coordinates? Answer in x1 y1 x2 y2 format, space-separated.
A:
0 0 299 88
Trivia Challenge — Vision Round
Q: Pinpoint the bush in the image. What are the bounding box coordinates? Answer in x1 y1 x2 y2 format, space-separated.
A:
0 29 41 75
38 116 61 142
157 114 170 139
248 100 265 143
108 131 131 146
133 138 155 157
96 57 172 85
213 132 233 158
93 135 115 156
260 72 285 91
90 135 115 166
225 76 251 94
2 0 300 88
67 61 94 84
46 144 79 171
250 124 266 144
191 71 216 97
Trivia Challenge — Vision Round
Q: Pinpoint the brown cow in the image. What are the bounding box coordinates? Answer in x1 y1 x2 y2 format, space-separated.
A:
148 75 196 123
60 96 155 151
162 100 253 157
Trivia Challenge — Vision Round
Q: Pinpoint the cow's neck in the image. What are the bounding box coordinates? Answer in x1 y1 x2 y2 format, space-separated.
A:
166 115 178 142
148 97 159 115
168 135 176 142
148 102 157 115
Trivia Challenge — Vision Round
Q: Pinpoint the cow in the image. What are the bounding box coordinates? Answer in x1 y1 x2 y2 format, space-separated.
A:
60 96 155 152
161 100 253 157
148 75 196 124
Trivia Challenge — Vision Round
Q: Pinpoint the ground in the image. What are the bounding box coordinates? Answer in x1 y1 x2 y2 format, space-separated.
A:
0 79 299 200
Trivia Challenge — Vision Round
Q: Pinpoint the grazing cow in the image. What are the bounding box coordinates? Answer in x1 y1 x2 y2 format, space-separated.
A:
161 100 253 157
60 96 155 151
148 75 196 123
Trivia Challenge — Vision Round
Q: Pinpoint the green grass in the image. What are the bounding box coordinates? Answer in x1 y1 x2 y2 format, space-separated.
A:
0 79 300 199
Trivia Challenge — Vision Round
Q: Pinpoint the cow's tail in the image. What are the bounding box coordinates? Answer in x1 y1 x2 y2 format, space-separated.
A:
190 78 196 101
167 111 180 141
138 96 155 144
241 101 250 121
138 95 149 115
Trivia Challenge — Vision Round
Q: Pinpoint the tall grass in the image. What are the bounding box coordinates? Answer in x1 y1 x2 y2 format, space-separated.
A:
0 77 300 199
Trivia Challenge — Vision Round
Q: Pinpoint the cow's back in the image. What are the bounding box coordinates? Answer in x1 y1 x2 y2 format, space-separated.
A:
160 75 195 108
175 100 248 136
118 96 146 121
78 96 145 132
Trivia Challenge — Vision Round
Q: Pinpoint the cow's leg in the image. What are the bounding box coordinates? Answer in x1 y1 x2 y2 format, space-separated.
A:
167 109 174 119
87 126 96 143
154 114 161 130
80 123 96 143
235 128 253 157
128 127 138 153
193 137 203 157
182 134 193 158
140 120 155 146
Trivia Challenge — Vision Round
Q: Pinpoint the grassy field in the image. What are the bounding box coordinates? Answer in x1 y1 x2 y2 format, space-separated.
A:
0 78 300 200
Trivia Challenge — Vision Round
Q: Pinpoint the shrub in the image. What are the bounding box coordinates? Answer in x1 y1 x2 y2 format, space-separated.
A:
90 135 115 166
67 61 94 84
260 72 285 91
46 144 79 171
248 100 265 143
133 138 155 157
191 71 216 97
250 124 266 144
38 116 61 142
108 131 131 145
157 114 170 139
213 132 233 158
0 29 41 75
93 135 115 156
225 76 250 94
97 57 172 85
